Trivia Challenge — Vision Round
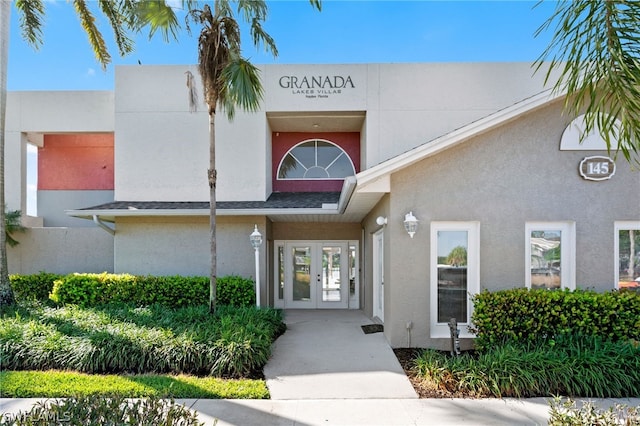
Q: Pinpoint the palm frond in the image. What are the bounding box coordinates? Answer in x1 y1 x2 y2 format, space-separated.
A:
133 0 181 43
309 0 322 12
73 0 111 69
249 17 278 57
221 56 264 118
14 0 45 49
5 210 26 248
534 0 640 164
98 0 134 57
185 70 199 113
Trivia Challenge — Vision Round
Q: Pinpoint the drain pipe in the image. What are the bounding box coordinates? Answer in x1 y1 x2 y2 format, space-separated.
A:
93 215 115 235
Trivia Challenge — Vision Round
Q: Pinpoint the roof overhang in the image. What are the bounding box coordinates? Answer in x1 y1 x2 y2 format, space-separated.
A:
66 178 360 224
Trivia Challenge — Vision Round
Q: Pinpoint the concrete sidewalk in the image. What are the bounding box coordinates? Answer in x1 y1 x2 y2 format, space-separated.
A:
3 397 639 425
264 309 417 400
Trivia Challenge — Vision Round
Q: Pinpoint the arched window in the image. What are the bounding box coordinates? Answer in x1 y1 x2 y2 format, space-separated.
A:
277 139 356 180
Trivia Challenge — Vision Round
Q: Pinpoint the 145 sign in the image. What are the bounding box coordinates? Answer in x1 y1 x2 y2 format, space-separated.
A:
579 156 616 181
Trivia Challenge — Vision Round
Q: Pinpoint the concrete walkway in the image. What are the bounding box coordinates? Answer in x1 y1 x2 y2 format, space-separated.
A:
1 309 639 425
264 309 417 399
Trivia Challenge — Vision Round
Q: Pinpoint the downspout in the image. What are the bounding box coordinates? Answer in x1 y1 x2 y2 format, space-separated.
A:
93 215 115 235
338 176 357 214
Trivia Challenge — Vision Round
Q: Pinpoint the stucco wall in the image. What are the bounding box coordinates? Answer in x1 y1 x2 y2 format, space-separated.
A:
365 63 557 168
38 190 114 227
383 99 640 349
5 91 114 216
114 66 270 202
113 216 270 304
361 195 390 320
8 228 114 274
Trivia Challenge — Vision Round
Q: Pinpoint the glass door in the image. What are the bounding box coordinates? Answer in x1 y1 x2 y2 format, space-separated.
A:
284 242 349 309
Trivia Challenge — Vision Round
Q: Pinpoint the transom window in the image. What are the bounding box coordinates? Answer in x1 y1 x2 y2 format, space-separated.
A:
277 139 355 180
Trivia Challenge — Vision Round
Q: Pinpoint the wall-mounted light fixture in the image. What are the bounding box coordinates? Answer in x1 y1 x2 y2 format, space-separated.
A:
404 211 418 238
376 216 387 226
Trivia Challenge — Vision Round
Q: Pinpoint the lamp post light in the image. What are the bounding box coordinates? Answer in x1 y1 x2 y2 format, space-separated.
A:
250 225 263 307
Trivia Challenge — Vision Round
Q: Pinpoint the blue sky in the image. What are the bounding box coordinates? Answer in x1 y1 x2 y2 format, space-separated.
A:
8 0 559 91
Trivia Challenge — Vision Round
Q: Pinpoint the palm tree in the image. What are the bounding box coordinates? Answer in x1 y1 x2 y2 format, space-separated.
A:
535 0 640 165
0 0 178 308
0 0 13 307
183 0 320 313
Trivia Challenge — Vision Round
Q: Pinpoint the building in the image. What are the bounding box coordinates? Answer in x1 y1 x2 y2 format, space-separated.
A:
6 63 639 348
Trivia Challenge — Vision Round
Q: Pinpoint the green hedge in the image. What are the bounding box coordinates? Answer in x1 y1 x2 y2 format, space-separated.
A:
9 272 62 301
470 288 640 350
10 273 255 309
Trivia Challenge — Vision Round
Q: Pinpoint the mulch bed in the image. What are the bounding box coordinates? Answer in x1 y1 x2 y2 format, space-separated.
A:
393 348 473 398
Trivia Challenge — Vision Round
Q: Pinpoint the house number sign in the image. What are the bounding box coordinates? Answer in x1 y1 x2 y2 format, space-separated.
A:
579 156 616 181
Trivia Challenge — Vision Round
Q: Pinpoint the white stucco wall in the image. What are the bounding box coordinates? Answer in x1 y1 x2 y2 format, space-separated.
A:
114 65 270 202
260 63 557 169
38 190 114 227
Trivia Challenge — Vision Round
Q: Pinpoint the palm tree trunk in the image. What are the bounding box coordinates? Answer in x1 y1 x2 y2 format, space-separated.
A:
0 0 16 308
208 111 217 313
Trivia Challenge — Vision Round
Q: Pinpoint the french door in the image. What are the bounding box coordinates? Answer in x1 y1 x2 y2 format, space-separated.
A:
283 241 350 309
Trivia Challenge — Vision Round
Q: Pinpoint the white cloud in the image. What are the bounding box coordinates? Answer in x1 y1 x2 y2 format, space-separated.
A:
87 68 96 77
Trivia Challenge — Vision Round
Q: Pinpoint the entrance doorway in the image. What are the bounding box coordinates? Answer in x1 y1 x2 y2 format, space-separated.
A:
274 241 358 309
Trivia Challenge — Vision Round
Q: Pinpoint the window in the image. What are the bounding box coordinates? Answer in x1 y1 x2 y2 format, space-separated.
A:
430 222 480 338
525 222 576 290
615 221 640 291
277 139 355 180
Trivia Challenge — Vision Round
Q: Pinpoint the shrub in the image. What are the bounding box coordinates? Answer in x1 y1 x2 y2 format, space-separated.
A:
0 395 203 425
45 273 258 308
413 335 640 398
217 275 256 307
548 397 640 426
470 288 640 350
9 272 62 301
0 302 284 378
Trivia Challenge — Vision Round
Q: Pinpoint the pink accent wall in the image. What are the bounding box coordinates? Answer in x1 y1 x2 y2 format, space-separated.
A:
38 134 114 190
272 132 360 192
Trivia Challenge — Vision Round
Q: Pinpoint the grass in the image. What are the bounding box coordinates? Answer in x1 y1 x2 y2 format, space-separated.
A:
0 370 269 399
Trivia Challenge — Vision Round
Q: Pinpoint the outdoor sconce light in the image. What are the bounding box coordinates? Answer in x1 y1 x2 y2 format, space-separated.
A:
250 225 263 307
403 211 418 238
376 216 387 226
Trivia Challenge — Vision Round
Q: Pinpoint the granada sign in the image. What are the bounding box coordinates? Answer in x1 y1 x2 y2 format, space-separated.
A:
579 156 616 181
279 75 355 99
